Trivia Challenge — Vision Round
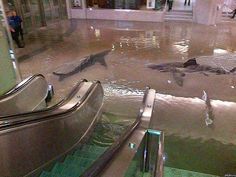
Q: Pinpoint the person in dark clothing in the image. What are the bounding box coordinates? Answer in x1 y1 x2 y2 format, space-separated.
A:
168 0 173 11
6 11 23 48
184 0 190 6
11 10 24 41
231 9 236 18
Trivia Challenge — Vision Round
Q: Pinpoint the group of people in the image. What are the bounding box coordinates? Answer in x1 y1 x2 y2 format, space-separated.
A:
168 0 191 11
6 10 24 48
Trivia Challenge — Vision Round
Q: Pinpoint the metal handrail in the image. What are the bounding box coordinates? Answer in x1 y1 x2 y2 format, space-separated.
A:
0 74 44 100
0 79 87 119
0 81 99 130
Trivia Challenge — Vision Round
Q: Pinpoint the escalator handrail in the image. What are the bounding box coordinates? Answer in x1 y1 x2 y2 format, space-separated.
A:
0 79 88 119
0 81 100 131
81 88 152 177
0 74 45 100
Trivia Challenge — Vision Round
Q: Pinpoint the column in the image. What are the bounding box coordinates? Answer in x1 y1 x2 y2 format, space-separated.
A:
193 0 223 25
0 0 21 95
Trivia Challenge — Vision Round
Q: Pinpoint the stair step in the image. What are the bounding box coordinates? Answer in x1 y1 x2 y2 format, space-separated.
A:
166 12 193 15
81 145 107 154
165 15 193 19
74 149 100 159
165 17 193 21
164 10 193 22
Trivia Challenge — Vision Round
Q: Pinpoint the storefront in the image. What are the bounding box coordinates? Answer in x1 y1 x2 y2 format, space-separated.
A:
3 0 67 32
68 0 166 22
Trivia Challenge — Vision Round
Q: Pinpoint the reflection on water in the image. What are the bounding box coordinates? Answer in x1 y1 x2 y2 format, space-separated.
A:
118 31 161 50
89 112 134 147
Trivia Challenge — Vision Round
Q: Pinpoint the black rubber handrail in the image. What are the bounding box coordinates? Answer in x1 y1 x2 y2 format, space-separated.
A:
0 79 87 119
0 74 45 100
81 115 141 177
81 89 150 177
0 81 100 131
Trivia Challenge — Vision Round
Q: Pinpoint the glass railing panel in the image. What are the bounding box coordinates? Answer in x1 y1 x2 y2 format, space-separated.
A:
125 129 163 177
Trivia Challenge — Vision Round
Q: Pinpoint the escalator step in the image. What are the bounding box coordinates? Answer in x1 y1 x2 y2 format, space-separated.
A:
64 155 75 165
60 164 86 177
51 163 64 175
74 150 100 159
73 156 95 168
81 145 107 154
39 171 51 177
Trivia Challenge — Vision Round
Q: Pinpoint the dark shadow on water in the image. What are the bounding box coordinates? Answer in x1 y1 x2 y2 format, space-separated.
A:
53 50 111 81
148 58 236 87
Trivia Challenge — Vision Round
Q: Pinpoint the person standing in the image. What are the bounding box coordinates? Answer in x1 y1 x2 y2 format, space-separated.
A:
6 11 23 48
11 10 24 41
168 0 174 11
184 0 190 6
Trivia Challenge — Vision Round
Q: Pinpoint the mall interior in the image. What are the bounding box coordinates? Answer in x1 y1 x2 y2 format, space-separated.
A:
0 0 236 176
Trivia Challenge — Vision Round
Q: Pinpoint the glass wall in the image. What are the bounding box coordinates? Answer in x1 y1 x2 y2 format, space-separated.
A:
3 0 67 32
85 0 166 11
0 2 18 95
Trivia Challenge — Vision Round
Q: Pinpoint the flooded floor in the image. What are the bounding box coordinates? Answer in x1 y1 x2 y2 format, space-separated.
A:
16 19 236 175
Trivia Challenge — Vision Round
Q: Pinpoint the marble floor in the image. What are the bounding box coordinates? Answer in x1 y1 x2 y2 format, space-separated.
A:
16 19 236 176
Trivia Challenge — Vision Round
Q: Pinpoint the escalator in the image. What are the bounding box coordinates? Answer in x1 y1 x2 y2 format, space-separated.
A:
38 87 159 177
0 80 104 177
0 78 161 177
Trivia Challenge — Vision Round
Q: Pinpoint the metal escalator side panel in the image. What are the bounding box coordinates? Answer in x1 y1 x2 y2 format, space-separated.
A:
0 79 87 120
0 81 95 128
0 74 44 99
0 75 48 116
0 82 104 177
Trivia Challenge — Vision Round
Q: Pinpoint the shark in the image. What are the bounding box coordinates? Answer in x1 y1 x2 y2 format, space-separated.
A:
148 58 236 87
53 50 110 81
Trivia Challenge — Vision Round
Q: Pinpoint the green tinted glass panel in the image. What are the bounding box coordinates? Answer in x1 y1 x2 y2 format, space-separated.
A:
0 17 16 95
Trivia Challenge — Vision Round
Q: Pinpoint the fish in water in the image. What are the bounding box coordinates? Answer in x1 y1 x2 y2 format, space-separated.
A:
202 90 214 127
148 58 236 86
53 50 110 81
